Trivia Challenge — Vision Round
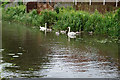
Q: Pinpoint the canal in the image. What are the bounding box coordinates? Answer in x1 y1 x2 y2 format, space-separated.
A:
0 21 119 78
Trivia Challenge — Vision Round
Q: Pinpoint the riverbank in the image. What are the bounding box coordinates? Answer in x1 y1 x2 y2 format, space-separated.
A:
1 5 120 40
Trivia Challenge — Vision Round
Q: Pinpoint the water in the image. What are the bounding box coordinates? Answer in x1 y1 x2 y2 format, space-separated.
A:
0 21 119 78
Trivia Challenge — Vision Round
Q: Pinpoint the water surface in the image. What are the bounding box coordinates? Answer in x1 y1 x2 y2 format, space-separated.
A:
0 21 119 78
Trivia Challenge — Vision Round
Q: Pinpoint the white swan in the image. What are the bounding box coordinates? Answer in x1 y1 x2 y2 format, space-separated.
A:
60 30 67 34
55 32 60 36
47 28 52 32
40 23 47 31
67 27 76 38
32 26 36 29
88 31 93 35
40 23 52 32
76 31 81 34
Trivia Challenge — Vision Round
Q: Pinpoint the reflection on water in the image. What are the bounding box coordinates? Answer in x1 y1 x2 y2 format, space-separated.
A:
0 21 119 78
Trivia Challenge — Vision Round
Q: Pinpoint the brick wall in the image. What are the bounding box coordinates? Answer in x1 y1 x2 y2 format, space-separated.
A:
26 2 54 14
37 2 54 14
26 2 120 14
76 2 120 13
26 2 37 13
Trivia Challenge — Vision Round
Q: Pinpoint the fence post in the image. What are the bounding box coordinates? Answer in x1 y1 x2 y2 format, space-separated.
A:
73 0 75 3
89 0 91 5
75 0 77 5
103 0 105 5
116 0 118 7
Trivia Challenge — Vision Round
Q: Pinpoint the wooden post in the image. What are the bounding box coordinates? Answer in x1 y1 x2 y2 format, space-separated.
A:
75 0 77 5
103 0 105 5
116 0 118 7
89 0 91 5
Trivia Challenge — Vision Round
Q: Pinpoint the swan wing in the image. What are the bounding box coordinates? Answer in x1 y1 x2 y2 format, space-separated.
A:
68 32 76 36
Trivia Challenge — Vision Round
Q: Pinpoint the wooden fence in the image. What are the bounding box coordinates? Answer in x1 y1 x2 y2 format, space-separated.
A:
29 0 120 7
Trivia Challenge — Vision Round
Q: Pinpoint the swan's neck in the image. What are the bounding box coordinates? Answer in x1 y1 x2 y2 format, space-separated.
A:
45 23 47 28
68 27 70 32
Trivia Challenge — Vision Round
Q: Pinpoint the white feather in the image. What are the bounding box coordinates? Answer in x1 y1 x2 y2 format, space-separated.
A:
67 27 76 38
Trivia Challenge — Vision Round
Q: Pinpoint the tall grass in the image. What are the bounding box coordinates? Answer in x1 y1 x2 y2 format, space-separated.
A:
2 5 120 38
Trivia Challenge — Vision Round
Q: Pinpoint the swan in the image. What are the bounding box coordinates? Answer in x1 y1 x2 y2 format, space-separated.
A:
76 31 81 34
40 23 47 31
55 32 60 36
40 23 52 32
67 27 76 37
68 35 76 38
60 30 67 34
32 26 36 29
47 28 52 32
88 31 93 35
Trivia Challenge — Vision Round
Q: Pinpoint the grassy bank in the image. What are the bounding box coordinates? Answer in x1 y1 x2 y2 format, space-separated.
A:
2 5 120 39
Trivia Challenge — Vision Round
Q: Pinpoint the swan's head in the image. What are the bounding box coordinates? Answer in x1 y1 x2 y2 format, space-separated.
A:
45 23 47 26
68 27 71 32
68 27 71 30
45 23 47 28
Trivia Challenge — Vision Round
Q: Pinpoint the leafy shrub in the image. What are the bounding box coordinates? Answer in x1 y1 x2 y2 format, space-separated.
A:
54 7 59 14
40 10 57 27
2 5 120 38
2 5 26 21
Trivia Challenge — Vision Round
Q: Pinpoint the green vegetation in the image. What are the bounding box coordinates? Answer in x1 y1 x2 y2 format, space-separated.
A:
2 5 57 27
0 2 9 7
2 5 120 39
